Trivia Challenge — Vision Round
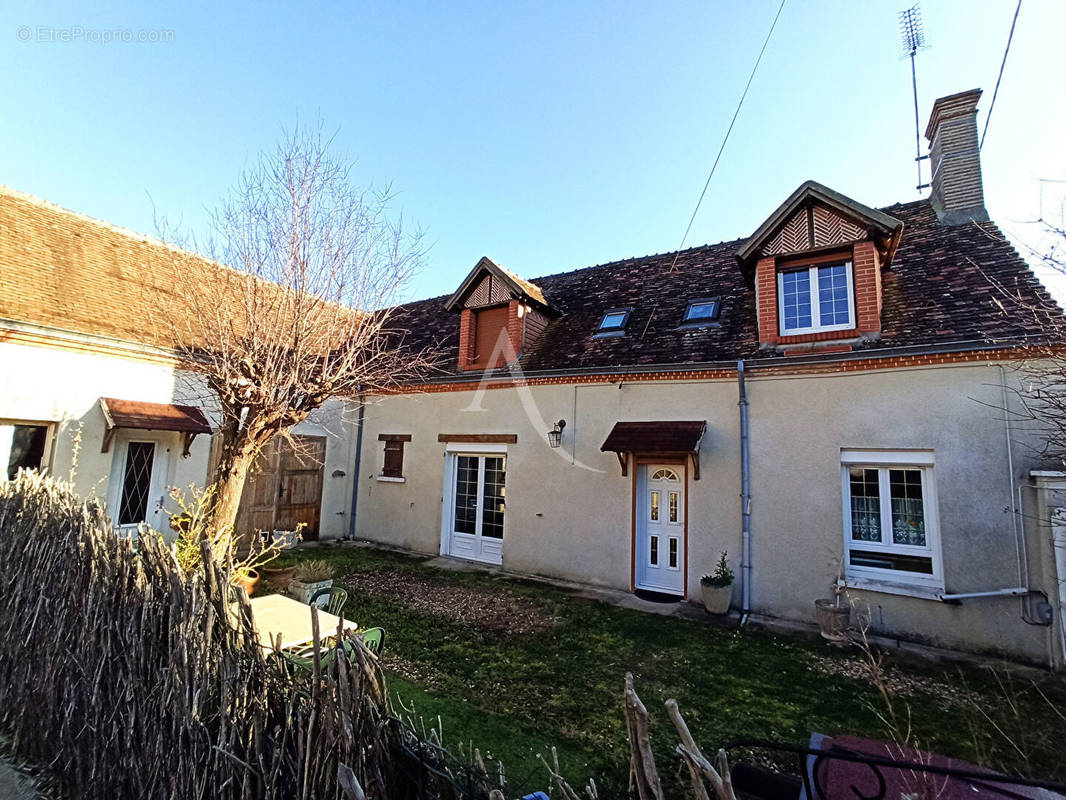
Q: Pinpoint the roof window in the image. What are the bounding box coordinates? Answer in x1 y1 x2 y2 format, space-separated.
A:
594 307 633 337
679 297 721 327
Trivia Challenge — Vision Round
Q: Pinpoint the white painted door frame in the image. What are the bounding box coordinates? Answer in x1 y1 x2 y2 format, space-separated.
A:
634 462 687 595
440 442 507 565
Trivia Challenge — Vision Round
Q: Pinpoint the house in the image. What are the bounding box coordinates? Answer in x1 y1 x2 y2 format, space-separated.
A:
1 88 1064 669
350 89 1066 669
0 187 358 541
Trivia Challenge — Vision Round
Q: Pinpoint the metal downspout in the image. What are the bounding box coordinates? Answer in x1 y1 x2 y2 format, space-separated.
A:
347 392 366 540
738 360 752 624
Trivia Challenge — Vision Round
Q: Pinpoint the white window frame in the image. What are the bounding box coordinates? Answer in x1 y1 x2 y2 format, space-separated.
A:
840 449 943 592
778 261 855 336
0 419 55 478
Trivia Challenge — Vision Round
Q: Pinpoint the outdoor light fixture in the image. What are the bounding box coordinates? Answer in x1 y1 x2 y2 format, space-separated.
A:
547 419 566 448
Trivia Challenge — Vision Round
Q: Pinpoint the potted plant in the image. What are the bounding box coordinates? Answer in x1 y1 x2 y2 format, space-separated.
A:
290 559 334 606
700 552 734 615
814 568 851 642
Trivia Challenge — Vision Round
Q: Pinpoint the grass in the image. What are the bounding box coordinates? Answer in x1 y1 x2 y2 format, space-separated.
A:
266 544 1066 797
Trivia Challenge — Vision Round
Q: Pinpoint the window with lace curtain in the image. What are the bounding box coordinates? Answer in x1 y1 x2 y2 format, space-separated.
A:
841 450 942 590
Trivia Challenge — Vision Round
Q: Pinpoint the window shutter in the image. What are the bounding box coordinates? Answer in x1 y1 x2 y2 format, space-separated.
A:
382 440 404 478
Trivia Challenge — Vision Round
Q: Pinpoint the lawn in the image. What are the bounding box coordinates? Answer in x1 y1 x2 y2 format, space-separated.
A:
267 544 1066 797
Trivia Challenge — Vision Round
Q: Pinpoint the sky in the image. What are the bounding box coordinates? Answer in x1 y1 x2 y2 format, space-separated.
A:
3 0 1066 303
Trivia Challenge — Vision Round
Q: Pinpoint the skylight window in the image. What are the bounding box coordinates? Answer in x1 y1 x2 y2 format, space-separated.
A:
594 307 633 337
679 297 721 327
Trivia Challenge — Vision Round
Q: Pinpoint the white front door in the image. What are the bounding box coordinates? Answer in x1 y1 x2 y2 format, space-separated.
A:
443 453 506 565
110 438 169 537
635 463 685 594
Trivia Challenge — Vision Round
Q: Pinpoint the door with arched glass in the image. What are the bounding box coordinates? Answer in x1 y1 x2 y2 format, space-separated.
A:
635 463 685 594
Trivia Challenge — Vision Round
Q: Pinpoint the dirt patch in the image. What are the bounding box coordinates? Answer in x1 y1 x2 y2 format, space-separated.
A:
342 569 559 635
805 653 982 711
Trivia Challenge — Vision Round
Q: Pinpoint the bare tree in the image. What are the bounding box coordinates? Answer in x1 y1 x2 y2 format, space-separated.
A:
155 125 431 536
984 207 1066 467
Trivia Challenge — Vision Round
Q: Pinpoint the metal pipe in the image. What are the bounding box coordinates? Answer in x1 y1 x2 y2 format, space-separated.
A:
346 393 365 540
939 587 1029 601
738 360 752 622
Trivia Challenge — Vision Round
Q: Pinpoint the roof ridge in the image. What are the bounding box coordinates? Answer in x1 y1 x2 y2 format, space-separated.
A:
0 184 222 269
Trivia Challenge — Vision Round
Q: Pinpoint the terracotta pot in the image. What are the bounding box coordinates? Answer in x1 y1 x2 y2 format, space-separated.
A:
701 582 732 615
233 569 260 597
259 566 297 590
815 597 851 641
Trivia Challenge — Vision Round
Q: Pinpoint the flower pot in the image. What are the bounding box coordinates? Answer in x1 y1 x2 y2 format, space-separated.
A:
260 566 297 590
233 569 260 597
291 578 334 607
815 597 851 642
701 583 732 615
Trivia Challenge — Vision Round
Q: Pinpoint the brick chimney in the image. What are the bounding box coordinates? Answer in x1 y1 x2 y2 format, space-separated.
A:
924 89 988 225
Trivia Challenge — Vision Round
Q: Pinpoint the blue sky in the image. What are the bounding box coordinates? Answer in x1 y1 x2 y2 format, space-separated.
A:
3 1 1065 301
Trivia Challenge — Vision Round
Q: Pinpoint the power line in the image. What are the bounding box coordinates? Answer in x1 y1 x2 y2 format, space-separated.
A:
667 0 786 273
980 0 1022 151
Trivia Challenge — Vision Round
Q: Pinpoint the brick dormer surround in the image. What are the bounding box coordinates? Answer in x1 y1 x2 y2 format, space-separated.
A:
739 181 903 352
448 258 556 371
756 241 883 347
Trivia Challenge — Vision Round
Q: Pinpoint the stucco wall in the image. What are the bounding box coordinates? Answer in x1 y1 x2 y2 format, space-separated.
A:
0 339 357 540
0 340 211 525
355 361 1055 664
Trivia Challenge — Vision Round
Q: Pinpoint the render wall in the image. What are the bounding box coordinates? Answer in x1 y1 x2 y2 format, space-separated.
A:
355 361 1056 665
0 339 357 540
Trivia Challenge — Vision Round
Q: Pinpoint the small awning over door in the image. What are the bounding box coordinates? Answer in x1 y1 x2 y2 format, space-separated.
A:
99 397 212 457
600 420 706 479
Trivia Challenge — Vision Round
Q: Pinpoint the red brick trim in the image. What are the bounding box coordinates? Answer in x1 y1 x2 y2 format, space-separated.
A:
384 347 1031 395
458 308 476 370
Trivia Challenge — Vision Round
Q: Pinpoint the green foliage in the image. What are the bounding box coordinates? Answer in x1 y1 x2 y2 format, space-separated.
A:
292 559 334 583
700 551 734 587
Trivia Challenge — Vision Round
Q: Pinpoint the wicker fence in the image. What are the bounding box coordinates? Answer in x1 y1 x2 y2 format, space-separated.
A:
0 471 503 800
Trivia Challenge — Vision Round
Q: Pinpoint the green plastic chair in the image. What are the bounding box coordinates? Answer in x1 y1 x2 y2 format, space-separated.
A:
283 638 359 672
358 627 385 656
308 586 349 616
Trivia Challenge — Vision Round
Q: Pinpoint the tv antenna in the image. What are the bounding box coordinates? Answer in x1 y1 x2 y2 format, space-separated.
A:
899 4 930 192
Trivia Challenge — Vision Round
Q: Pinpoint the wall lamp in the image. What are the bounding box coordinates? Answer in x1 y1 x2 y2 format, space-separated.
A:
547 419 566 448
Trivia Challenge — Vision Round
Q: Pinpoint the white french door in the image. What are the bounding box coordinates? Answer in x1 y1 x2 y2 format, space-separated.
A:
109 437 169 538
635 463 685 595
442 451 506 565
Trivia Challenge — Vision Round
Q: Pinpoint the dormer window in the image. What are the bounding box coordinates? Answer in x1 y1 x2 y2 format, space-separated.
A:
777 261 854 335
680 298 721 327
595 307 632 337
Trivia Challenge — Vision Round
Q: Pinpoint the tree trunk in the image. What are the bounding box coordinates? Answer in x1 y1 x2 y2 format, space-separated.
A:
208 439 262 541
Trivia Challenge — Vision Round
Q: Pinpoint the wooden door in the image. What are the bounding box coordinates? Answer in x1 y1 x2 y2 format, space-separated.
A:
234 435 325 541
276 436 325 540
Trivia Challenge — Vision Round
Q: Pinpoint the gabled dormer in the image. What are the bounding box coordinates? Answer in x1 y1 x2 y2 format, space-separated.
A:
737 181 903 351
444 257 556 371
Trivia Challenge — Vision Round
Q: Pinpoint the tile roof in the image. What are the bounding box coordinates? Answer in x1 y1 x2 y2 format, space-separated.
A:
0 185 223 349
393 199 1057 376
0 186 1054 376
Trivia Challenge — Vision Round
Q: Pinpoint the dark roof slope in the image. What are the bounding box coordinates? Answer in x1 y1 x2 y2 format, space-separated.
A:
392 199 1055 378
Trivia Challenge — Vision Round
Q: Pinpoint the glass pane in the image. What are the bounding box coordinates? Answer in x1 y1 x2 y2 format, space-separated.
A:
849 549 933 575
453 455 478 535
889 468 926 546
780 270 812 331
480 456 506 539
7 424 47 480
849 467 881 542
668 492 679 523
651 468 678 481
118 442 155 526
650 535 658 566
669 538 678 568
600 312 627 330
650 491 659 521
817 264 851 326
684 301 718 322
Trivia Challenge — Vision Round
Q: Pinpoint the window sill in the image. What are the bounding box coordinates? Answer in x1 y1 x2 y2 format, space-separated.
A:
376 476 406 483
839 577 943 601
